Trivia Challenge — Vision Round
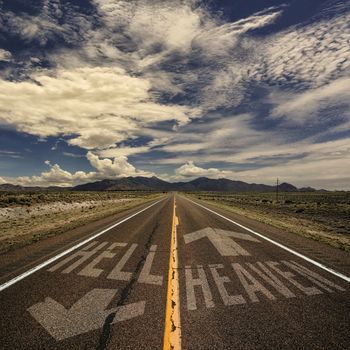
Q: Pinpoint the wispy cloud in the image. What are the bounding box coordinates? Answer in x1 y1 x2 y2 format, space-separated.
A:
270 77 350 124
0 150 22 159
257 8 350 90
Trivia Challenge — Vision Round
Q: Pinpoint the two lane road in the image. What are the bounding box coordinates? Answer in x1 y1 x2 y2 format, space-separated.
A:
0 194 349 349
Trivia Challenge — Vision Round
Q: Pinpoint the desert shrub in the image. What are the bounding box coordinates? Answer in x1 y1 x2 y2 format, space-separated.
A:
7 196 20 204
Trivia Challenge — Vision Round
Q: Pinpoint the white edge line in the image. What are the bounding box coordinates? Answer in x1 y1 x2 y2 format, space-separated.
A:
0 198 165 292
184 196 350 283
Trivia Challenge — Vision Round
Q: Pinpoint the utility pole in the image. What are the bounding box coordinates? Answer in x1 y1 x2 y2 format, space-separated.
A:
276 178 279 202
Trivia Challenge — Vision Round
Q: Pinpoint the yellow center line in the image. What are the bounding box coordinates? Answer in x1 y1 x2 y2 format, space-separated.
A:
163 195 181 350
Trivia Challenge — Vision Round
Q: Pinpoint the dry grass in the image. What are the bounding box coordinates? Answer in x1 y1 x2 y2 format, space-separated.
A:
0 191 164 253
186 191 350 252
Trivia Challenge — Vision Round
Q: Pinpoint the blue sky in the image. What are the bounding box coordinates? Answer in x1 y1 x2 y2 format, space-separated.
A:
0 0 349 189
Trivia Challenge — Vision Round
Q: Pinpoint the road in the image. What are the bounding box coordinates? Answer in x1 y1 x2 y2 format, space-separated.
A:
0 194 349 349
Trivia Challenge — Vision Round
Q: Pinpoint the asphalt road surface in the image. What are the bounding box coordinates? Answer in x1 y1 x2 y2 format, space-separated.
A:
0 194 349 349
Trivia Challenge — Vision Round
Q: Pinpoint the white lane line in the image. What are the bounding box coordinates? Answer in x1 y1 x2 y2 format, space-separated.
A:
183 197 350 283
0 198 165 292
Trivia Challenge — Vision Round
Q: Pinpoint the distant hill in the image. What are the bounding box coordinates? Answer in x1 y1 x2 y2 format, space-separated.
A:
0 184 25 192
0 176 307 192
299 187 316 192
72 176 300 192
73 177 171 191
0 183 70 192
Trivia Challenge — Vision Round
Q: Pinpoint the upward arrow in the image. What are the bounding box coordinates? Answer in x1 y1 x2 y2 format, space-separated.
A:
28 288 145 341
183 227 260 256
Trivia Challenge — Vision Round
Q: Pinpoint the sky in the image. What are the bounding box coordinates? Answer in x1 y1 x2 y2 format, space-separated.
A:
0 0 349 189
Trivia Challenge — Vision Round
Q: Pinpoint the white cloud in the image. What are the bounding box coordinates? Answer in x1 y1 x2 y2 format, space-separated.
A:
159 128 350 189
16 164 97 187
93 0 204 53
0 49 12 62
62 152 84 158
88 1 284 113
5 152 153 187
194 9 282 59
95 136 169 158
192 9 283 111
0 150 22 159
98 146 151 158
175 161 232 179
159 113 264 156
1 1 349 190
258 10 350 89
197 4 350 112
171 137 350 189
0 67 198 149
0 1 94 50
0 177 6 184
129 2 202 54
233 151 350 190
162 143 208 153
270 77 350 124
2 137 350 189
86 151 153 178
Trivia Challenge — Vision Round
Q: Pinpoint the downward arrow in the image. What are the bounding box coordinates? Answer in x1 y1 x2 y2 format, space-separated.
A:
28 289 145 341
184 227 260 256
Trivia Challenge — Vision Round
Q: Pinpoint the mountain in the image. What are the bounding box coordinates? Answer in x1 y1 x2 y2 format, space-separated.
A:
73 177 171 191
299 186 317 192
0 177 308 192
72 176 300 192
0 184 25 192
0 184 70 192
277 182 298 192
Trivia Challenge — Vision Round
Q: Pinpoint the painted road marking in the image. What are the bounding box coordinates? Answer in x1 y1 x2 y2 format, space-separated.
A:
209 264 246 305
183 197 350 283
185 264 214 311
138 245 164 285
184 260 346 311
0 198 164 292
78 242 127 278
232 263 276 302
108 243 138 281
48 241 109 274
48 241 164 285
163 197 181 350
28 288 145 340
183 227 260 256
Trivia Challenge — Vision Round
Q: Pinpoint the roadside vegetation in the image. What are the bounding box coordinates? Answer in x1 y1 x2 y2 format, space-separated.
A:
186 191 350 252
0 191 164 254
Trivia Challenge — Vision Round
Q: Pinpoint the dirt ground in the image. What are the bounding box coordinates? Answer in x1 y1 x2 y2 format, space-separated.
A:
187 191 350 251
0 191 163 253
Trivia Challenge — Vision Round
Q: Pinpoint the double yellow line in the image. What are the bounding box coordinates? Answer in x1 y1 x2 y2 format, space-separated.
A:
163 196 181 350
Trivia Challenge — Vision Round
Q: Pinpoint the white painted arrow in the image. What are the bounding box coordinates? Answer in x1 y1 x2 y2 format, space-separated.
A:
183 227 260 256
28 288 145 341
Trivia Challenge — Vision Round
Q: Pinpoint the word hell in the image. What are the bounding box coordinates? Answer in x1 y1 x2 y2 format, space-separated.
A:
48 241 163 285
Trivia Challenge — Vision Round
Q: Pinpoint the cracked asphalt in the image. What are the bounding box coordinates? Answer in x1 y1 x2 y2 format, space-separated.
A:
0 193 349 349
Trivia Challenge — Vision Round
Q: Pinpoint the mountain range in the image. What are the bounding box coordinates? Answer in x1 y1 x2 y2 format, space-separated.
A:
0 176 314 192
